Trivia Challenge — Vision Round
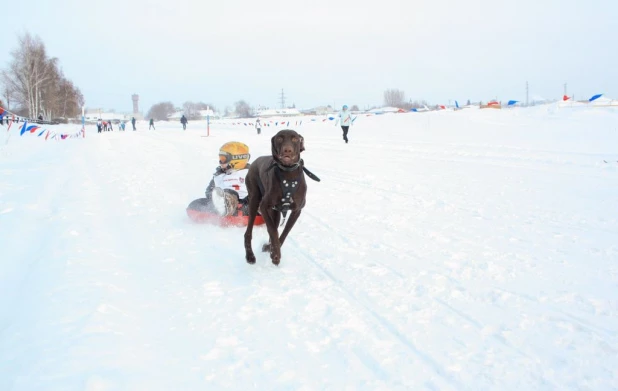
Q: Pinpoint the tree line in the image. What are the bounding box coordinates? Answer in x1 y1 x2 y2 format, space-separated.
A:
148 90 432 120
383 89 429 110
0 34 431 122
146 100 253 120
147 101 219 121
1 32 84 121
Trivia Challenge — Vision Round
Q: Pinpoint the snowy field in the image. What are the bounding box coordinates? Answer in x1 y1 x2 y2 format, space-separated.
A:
1 106 617 390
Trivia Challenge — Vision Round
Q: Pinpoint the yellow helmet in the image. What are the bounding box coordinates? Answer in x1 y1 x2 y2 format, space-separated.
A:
219 141 250 169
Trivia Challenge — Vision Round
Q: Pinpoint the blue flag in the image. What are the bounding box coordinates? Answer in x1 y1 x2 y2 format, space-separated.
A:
20 121 30 136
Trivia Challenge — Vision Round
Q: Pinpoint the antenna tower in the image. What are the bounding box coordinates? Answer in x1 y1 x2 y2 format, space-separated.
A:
279 89 286 109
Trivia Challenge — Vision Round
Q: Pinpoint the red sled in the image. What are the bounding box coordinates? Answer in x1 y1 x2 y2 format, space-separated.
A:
186 198 265 227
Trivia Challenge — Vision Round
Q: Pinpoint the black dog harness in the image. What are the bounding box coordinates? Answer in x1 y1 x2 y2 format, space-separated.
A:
258 159 321 223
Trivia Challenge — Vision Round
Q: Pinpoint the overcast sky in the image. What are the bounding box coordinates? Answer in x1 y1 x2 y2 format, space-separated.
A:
2 0 616 113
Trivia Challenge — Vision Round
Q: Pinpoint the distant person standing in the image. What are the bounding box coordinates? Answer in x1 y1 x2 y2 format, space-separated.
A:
180 114 188 130
97 118 103 133
336 104 353 143
131 117 136 131
255 118 261 135
149 118 155 130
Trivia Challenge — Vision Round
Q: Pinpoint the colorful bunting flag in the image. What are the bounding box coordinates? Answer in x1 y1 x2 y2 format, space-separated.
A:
19 121 28 135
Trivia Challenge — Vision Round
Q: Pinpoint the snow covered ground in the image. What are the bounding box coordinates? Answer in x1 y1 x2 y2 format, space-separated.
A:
1 106 617 390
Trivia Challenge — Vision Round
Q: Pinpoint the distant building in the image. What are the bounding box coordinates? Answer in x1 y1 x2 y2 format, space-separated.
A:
83 108 131 122
168 111 183 121
256 108 302 118
168 109 219 121
367 106 401 114
300 106 333 115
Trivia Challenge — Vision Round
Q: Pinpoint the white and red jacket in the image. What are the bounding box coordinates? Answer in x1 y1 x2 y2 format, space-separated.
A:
206 167 249 200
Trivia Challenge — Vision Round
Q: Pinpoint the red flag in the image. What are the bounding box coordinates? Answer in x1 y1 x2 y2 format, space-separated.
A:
563 95 570 101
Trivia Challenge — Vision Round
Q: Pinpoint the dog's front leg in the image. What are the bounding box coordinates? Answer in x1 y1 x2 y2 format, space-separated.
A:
261 210 282 265
278 210 301 247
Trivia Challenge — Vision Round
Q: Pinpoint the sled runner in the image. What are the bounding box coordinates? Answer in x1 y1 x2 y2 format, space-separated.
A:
186 198 265 227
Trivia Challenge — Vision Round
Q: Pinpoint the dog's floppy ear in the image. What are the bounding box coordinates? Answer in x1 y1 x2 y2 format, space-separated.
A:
299 134 305 152
271 135 278 157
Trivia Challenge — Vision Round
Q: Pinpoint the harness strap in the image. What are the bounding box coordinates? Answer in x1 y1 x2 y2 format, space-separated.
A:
272 166 300 222
302 166 320 182
259 159 321 225
267 159 320 182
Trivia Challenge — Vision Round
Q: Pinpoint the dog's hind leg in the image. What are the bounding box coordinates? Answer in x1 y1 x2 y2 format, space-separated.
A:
244 221 256 264
244 194 261 264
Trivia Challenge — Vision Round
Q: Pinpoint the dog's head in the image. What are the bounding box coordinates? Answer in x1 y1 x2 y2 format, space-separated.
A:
271 129 305 166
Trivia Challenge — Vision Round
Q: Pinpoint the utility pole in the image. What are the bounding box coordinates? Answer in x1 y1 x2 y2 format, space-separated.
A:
526 81 529 107
206 105 210 137
564 83 567 98
279 89 286 109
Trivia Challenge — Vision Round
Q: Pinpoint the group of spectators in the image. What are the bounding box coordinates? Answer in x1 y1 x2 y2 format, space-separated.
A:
97 117 137 133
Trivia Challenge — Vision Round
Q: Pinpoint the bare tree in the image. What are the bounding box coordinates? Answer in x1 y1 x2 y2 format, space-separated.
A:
182 101 199 119
59 78 84 118
383 89 405 107
1 82 14 110
2 33 57 118
234 100 252 118
182 101 216 120
398 99 429 111
39 64 62 119
1 32 83 120
147 101 175 121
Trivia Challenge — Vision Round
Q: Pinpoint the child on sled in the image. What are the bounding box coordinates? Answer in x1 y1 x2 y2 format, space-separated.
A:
204 141 251 216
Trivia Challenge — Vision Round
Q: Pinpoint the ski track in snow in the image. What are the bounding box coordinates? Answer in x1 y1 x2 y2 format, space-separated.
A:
1 109 618 391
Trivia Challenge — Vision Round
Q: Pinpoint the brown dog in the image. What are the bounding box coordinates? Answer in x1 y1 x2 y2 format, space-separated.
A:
244 129 319 265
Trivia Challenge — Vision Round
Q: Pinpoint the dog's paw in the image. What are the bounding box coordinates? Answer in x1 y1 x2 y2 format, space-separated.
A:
269 247 281 266
246 253 256 264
